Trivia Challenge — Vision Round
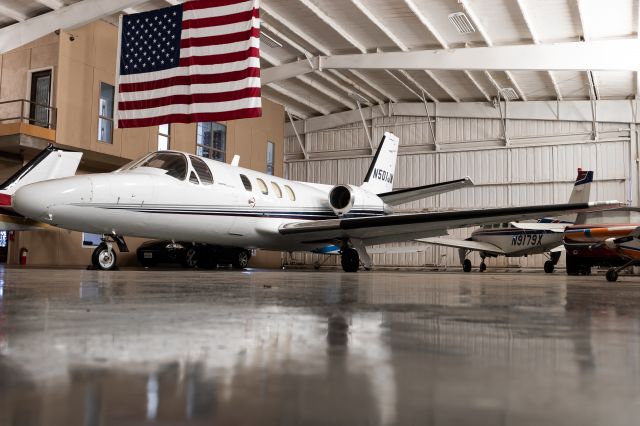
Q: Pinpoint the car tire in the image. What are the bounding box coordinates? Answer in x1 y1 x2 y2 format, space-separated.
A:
232 250 250 269
182 246 198 268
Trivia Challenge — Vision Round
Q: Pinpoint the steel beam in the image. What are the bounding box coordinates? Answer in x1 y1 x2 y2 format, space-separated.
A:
316 40 640 72
284 99 640 137
0 0 150 54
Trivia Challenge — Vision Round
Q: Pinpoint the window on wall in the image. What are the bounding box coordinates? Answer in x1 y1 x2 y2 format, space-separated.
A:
196 122 226 162
158 124 170 150
82 233 103 248
98 83 115 143
266 141 275 175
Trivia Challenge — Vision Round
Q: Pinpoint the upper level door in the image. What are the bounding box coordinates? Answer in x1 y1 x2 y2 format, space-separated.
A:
29 70 52 128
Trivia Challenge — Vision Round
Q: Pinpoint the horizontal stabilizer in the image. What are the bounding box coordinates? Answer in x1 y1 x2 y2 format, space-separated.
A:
417 236 505 254
0 145 82 195
378 177 474 206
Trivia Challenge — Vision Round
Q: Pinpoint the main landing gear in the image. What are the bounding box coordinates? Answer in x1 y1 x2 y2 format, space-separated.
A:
340 240 372 273
460 250 487 273
90 234 128 271
341 248 360 273
543 251 562 274
605 259 639 282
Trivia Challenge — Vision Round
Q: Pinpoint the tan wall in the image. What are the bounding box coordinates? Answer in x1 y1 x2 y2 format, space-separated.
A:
0 33 59 124
56 21 158 158
4 21 286 269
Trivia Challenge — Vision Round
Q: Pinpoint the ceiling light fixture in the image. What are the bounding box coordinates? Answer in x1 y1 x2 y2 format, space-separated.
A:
448 12 475 34
499 88 519 101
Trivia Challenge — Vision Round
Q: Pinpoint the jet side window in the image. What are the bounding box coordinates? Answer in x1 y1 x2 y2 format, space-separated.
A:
271 182 282 198
240 174 252 191
190 156 214 185
135 152 187 180
189 171 200 184
256 178 268 195
284 185 296 202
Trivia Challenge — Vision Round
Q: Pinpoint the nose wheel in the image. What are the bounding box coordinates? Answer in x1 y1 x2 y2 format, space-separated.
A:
89 235 128 271
91 243 117 270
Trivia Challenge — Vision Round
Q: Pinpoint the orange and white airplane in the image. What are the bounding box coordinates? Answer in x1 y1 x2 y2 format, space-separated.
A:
564 224 640 282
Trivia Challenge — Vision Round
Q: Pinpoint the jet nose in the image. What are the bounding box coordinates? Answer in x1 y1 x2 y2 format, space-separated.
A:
13 177 92 221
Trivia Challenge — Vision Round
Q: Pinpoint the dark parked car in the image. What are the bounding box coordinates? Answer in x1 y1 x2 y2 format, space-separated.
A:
137 240 251 269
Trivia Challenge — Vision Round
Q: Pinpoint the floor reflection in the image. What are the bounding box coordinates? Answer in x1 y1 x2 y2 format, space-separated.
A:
0 269 640 425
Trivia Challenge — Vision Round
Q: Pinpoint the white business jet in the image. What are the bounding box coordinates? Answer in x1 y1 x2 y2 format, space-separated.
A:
3 133 620 271
419 169 594 273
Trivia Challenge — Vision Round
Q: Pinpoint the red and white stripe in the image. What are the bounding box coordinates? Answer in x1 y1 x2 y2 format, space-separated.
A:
117 0 261 128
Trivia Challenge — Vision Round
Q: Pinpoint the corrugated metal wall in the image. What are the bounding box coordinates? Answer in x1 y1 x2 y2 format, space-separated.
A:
285 115 633 270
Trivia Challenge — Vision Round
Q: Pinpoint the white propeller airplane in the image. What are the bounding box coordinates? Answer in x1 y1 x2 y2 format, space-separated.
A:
0 133 622 272
419 169 594 274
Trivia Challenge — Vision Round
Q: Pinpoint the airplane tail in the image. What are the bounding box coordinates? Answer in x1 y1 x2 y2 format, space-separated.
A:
543 168 593 224
360 132 399 195
570 168 593 224
0 144 82 207
568 168 593 204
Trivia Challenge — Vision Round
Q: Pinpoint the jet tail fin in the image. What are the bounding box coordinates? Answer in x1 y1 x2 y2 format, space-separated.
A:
360 132 399 195
0 145 82 208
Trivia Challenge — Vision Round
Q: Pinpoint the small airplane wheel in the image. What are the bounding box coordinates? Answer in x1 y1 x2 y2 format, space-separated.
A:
92 243 117 271
313 262 321 270
479 262 487 272
544 260 555 274
462 259 472 273
606 268 619 282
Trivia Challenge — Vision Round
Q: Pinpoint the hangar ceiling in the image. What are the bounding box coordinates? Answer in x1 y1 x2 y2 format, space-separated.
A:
1 0 639 120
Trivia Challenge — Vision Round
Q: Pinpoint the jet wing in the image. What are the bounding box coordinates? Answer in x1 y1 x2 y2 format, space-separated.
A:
378 178 473 206
279 201 622 246
415 236 505 255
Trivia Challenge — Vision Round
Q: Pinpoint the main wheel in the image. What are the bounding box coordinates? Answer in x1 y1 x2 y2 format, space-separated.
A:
92 243 117 271
182 246 198 268
606 268 619 282
462 259 472 273
479 262 487 272
341 248 360 273
544 260 555 274
565 255 579 276
232 250 250 269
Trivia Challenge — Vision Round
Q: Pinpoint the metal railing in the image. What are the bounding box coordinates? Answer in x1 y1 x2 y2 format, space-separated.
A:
0 99 57 130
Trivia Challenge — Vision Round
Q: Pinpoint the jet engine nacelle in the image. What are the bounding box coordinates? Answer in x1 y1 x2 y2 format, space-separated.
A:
328 184 390 216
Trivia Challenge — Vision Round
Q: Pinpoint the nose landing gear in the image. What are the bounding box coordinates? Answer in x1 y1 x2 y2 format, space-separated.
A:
89 234 128 271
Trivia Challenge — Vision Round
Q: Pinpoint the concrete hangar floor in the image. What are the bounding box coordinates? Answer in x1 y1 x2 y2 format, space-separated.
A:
1 266 639 425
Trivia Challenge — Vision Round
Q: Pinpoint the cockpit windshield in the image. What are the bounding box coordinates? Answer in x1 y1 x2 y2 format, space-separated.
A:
121 152 188 180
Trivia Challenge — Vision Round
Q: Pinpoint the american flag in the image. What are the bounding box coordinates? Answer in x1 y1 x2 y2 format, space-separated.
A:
116 0 261 128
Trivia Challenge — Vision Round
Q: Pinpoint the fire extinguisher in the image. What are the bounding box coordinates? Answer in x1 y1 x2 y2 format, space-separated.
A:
19 247 28 266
